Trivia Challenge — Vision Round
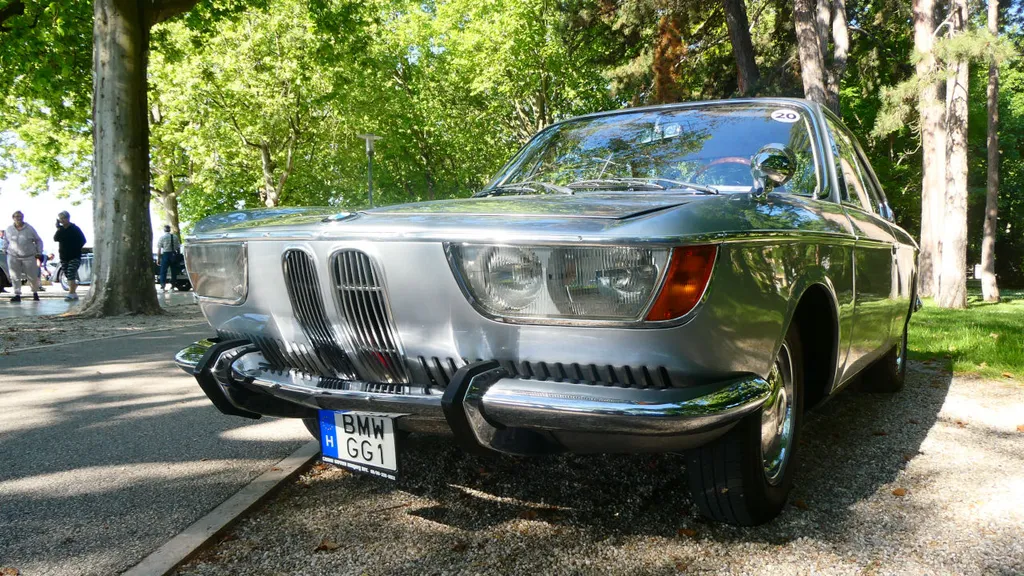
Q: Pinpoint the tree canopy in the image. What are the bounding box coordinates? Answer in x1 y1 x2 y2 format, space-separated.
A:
2 0 1023 311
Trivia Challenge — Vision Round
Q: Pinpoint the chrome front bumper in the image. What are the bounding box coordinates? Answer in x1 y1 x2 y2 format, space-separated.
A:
177 339 772 454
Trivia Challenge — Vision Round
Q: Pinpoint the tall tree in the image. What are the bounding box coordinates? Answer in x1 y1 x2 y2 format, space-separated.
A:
937 0 969 309
84 0 201 317
914 0 945 298
793 0 849 112
722 0 760 95
981 0 1001 302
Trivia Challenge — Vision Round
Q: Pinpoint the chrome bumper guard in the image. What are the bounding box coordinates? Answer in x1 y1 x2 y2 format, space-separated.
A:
177 339 772 454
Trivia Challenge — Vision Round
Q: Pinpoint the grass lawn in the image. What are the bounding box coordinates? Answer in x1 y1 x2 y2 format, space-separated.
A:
909 284 1024 380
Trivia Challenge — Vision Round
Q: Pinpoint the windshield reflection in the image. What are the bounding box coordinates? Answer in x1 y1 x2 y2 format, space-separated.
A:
490 104 819 196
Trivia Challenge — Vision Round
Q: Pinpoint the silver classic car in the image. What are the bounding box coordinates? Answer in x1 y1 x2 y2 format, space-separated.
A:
176 98 918 525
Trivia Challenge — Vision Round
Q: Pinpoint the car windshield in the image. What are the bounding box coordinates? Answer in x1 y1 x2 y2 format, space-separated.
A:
487 103 819 196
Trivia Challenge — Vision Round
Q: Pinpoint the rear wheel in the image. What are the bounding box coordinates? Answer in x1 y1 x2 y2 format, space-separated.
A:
685 323 804 526
860 322 907 393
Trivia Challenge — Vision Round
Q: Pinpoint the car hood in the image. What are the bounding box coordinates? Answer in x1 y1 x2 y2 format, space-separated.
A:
187 193 848 245
366 195 690 219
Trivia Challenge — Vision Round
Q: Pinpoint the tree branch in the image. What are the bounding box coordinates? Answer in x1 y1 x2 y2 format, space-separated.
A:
149 0 201 27
0 0 25 29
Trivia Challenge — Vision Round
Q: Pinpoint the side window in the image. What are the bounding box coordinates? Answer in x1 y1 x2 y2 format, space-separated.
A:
826 119 873 213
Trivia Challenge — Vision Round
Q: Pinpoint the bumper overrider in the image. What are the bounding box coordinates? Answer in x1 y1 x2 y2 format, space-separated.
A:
177 338 773 455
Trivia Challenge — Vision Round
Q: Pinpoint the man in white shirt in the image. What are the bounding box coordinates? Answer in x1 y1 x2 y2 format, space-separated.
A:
5 211 43 302
156 225 180 292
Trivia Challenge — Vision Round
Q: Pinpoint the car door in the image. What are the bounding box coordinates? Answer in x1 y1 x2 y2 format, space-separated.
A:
825 117 898 381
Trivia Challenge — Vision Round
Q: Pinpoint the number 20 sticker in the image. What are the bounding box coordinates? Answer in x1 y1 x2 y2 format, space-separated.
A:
770 109 800 123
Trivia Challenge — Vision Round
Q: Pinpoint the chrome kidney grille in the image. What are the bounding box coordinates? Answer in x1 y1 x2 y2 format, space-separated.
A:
281 249 358 379
329 250 410 384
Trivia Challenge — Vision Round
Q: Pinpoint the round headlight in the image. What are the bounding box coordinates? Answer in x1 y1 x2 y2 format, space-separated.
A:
481 247 543 311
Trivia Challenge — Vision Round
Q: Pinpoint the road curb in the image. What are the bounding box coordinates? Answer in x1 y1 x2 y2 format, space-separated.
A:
121 440 321 576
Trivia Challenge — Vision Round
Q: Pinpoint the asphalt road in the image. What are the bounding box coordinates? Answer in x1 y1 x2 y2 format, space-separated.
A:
0 324 310 576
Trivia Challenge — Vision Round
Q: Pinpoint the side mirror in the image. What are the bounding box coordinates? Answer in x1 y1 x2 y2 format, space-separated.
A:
750 143 796 199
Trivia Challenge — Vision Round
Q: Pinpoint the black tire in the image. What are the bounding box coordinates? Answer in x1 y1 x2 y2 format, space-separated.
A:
685 323 804 526
302 417 320 442
860 321 907 393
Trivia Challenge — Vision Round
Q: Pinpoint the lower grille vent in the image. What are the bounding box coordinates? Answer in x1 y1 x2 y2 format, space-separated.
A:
472 358 671 389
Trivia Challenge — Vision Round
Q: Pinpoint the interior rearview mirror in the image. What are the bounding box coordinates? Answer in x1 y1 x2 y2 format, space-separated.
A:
750 143 796 199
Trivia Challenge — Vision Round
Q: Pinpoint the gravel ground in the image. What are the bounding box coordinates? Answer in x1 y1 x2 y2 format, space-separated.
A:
173 360 1024 576
0 297 204 354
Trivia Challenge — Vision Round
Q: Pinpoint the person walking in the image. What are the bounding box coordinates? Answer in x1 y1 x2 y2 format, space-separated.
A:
156 225 180 292
54 211 87 301
0 229 9 293
5 211 43 303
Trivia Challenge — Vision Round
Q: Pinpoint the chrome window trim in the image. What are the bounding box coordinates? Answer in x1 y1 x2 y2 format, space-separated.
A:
443 242 718 329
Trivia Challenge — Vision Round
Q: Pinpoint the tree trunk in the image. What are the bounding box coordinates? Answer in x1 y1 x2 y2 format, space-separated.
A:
937 0 969 310
826 0 849 113
157 171 181 235
794 0 828 108
914 0 944 298
82 0 161 317
722 0 760 95
258 143 279 207
981 0 1000 302
652 14 686 104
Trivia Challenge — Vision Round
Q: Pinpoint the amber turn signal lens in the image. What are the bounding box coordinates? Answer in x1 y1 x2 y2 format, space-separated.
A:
645 245 718 321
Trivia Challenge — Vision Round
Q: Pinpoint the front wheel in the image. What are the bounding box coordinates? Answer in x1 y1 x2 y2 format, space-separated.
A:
685 323 804 526
302 417 320 442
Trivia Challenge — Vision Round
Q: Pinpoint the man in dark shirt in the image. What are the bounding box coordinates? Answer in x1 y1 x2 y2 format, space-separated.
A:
54 211 87 301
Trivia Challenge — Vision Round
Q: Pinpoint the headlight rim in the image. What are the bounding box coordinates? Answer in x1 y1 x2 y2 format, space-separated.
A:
184 241 249 306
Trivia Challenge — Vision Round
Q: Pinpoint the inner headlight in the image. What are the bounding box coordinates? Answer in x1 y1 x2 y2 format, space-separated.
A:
184 242 248 304
447 244 669 322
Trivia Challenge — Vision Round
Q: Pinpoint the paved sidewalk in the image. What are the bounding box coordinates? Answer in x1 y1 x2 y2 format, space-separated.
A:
0 325 310 576
0 288 194 319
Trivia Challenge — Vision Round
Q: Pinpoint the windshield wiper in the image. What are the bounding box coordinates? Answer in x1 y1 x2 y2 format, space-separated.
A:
476 180 573 197
566 177 718 195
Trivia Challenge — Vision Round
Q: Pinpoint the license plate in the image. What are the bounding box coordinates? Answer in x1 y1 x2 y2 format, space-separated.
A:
317 410 399 480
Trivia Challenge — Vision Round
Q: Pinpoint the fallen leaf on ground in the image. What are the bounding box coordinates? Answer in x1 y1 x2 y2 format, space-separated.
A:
451 541 468 553
892 488 907 497
270 466 282 471
314 539 340 552
677 528 697 538
872 430 888 436
908 418 920 424
902 453 915 462
518 509 538 520
954 420 967 428
792 499 809 510
1016 425 1024 433
1 567 20 576
675 560 689 571
989 333 1000 339
1002 372 1014 378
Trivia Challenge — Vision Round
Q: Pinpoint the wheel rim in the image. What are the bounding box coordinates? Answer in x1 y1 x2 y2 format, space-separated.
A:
760 341 795 486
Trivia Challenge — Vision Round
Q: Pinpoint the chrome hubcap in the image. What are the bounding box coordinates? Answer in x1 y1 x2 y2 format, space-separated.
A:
896 332 906 373
760 342 794 486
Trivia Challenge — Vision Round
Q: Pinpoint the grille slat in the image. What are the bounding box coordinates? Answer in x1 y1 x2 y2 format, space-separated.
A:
331 250 410 384
283 250 357 378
